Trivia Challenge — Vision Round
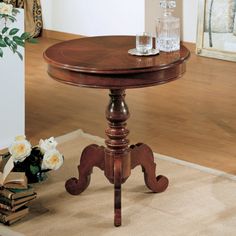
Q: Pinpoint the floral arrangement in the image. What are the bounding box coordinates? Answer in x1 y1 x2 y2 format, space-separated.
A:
0 2 36 60
2 135 64 183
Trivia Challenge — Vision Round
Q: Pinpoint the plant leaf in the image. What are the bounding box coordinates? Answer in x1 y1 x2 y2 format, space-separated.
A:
13 36 25 47
9 28 20 36
4 37 11 47
15 50 23 60
12 8 20 15
20 32 30 40
11 41 17 53
0 48 3 58
7 15 16 23
0 39 7 47
27 38 38 44
13 36 22 41
2 27 9 34
15 40 24 47
30 165 40 175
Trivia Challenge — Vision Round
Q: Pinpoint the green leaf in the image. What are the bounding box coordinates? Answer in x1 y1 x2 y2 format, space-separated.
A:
30 165 40 175
4 37 11 47
16 41 25 47
0 48 3 58
27 38 38 44
2 27 9 34
0 14 6 19
20 32 30 40
0 39 7 47
13 36 22 41
7 15 16 23
9 28 20 36
12 8 20 14
11 41 17 53
15 51 23 60
13 36 25 47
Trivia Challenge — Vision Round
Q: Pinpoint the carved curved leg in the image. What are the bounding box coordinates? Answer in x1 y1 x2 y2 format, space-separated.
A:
65 144 105 195
130 143 169 193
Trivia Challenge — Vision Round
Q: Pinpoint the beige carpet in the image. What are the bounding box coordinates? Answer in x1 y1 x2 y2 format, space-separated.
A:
1 129 236 236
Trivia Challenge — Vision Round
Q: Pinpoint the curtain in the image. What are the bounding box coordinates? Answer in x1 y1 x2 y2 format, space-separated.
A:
3 0 43 37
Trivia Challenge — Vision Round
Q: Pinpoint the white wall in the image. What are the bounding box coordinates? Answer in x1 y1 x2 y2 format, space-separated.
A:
182 0 198 43
41 0 145 36
41 0 198 43
0 9 24 149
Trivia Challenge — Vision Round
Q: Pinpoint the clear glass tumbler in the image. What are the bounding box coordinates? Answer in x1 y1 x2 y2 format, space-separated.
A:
136 33 153 54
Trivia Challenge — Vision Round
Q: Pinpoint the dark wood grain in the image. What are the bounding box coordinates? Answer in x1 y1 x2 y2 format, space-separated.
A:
44 36 190 226
65 144 105 195
44 36 190 89
105 89 130 226
130 143 169 193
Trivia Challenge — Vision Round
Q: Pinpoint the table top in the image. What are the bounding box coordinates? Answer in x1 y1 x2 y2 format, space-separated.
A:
44 36 190 89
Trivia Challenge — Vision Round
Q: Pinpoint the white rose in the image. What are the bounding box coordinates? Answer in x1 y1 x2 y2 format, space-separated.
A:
15 135 27 141
0 3 5 14
41 149 63 170
0 3 13 16
39 137 58 154
9 136 32 162
0 3 4 13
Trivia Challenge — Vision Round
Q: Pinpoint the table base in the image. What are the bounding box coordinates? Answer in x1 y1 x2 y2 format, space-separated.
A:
65 143 168 226
65 89 169 226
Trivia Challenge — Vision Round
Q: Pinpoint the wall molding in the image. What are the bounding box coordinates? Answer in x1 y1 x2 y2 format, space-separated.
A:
42 29 84 41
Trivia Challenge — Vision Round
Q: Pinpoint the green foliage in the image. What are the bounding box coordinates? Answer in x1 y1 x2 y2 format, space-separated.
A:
0 4 37 60
4 36 11 46
30 165 40 175
12 8 20 15
0 38 7 47
27 37 38 44
15 50 22 60
13 36 24 47
20 32 30 40
2 27 9 34
9 28 19 35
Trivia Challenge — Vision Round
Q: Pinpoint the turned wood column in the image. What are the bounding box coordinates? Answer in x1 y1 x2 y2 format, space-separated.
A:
104 89 131 226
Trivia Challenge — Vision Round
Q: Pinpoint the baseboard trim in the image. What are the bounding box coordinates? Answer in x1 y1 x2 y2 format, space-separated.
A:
42 29 84 41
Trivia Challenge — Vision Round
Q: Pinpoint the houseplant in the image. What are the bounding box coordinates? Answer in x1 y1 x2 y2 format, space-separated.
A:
0 1 36 60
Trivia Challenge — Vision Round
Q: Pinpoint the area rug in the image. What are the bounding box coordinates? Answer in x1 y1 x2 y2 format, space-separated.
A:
1 129 236 236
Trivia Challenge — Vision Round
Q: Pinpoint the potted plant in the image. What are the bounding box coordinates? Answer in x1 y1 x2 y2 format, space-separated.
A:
0 1 36 60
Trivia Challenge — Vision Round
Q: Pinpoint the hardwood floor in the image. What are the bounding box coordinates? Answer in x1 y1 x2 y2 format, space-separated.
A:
25 37 236 174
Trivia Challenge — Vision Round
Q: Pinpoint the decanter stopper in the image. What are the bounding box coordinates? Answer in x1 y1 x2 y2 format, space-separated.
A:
160 0 176 9
156 0 180 52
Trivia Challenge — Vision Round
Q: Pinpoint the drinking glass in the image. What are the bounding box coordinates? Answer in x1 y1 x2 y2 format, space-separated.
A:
136 33 153 54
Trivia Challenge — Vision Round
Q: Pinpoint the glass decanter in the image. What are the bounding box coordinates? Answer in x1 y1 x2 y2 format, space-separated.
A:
156 0 180 52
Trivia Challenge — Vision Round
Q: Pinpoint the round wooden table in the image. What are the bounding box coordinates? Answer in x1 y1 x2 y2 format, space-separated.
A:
44 36 190 227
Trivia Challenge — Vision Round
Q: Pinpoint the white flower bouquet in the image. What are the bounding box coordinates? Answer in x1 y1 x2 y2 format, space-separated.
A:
2 136 64 183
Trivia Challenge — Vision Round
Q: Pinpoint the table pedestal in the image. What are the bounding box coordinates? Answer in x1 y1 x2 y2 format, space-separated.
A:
65 89 169 226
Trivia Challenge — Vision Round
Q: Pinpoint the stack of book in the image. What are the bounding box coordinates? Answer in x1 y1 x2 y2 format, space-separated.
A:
0 153 37 225
0 172 37 225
